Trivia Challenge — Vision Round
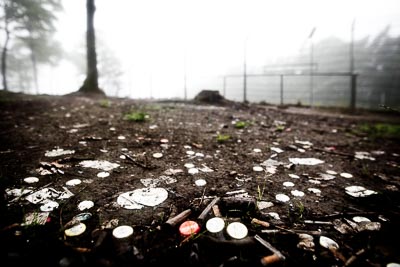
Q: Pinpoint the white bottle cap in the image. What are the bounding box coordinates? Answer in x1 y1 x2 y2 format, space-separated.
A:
226 222 248 239
206 217 225 233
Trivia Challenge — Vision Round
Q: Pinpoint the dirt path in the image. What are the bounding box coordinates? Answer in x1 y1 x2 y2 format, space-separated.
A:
1 91 399 267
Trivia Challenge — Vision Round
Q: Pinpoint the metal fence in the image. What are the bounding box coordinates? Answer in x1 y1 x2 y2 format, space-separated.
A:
222 73 357 110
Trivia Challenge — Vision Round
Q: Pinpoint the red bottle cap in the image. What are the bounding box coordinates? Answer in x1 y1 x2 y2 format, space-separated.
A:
179 220 200 237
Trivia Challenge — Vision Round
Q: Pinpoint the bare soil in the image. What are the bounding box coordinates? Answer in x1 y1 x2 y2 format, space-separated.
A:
1 91 400 267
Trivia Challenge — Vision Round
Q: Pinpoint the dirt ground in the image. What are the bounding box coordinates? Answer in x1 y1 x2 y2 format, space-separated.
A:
0 90 400 267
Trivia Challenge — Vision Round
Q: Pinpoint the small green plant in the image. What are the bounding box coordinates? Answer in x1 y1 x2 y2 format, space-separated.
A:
234 121 248 129
257 182 267 202
296 201 305 218
288 200 305 223
123 111 148 122
146 104 162 111
99 99 111 108
31 213 41 226
358 123 400 139
216 134 231 142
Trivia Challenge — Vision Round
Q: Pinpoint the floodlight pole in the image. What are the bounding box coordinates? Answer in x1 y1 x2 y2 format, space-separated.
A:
223 76 226 97
149 73 153 99
350 19 356 111
243 37 247 103
309 27 316 108
184 51 187 101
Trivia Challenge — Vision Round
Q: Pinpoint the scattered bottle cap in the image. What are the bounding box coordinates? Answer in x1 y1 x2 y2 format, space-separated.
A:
195 179 207 186
179 220 200 237
112 225 133 239
66 179 82 186
73 212 92 222
152 152 163 159
226 222 248 239
206 217 225 233
65 223 86 237
78 200 94 211
23 177 39 184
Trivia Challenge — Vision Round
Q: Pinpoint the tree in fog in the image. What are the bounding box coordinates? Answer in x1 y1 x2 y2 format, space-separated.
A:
18 1 62 93
77 0 105 96
274 25 400 109
69 36 124 97
7 41 33 92
98 44 124 97
361 26 400 108
0 0 62 92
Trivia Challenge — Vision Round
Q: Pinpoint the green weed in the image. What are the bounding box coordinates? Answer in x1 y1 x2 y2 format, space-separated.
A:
216 134 231 142
358 123 400 139
123 111 148 122
234 121 248 129
288 200 305 223
99 99 111 108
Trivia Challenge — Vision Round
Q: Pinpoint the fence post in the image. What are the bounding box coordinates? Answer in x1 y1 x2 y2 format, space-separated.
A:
280 75 284 105
223 76 226 97
350 74 357 111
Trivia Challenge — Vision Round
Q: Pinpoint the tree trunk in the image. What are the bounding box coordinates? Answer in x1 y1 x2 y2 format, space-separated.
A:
27 34 39 94
1 23 10 91
31 52 39 94
78 0 104 95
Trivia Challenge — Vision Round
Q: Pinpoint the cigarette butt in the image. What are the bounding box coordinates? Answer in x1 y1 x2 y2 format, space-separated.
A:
252 218 270 228
212 205 222 217
260 254 281 266
73 247 92 253
329 247 347 262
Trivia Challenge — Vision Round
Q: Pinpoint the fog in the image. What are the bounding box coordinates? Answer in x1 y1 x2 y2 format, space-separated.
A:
5 0 400 101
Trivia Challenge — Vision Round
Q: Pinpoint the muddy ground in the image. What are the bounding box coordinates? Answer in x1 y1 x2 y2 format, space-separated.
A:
0 90 400 267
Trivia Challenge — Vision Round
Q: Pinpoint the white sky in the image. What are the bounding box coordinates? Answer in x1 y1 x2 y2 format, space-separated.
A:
43 0 400 98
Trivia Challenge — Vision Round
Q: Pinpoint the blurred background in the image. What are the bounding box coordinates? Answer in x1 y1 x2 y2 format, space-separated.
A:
1 0 400 109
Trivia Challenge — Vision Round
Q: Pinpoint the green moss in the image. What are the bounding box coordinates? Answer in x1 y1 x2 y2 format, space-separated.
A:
234 121 248 129
358 123 400 139
99 99 111 108
216 134 231 142
123 111 148 122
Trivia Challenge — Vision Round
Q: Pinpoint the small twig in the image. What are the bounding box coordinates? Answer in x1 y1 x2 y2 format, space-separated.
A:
199 187 207 207
329 246 347 263
261 228 323 236
272 225 322 235
313 147 354 158
314 211 377 220
344 248 366 267
254 234 285 266
165 209 192 227
304 220 333 225
0 223 20 233
197 196 220 221
122 152 152 169
273 225 297 234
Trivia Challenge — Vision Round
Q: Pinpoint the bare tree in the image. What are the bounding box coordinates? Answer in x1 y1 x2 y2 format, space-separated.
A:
77 0 105 96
